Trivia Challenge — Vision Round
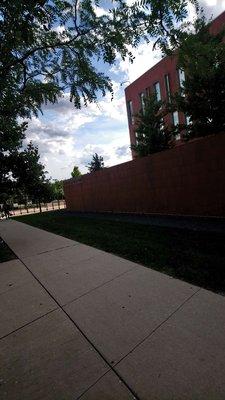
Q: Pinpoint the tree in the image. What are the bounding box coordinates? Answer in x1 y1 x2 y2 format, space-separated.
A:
0 0 197 125
51 180 64 200
0 1 195 107
71 165 82 178
0 0 196 197
171 17 225 139
87 153 104 173
0 120 27 203
131 94 173 157
11 142 53 207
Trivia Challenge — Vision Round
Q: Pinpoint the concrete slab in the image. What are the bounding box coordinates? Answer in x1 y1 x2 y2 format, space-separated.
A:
0 259 31 295
64 266 199 363
2 217 225 400
116 289 225 400
0 309 109 400
23 243 104 279
27 250 137 306
79 371 135 400
0 220 76 258
0 277 57 338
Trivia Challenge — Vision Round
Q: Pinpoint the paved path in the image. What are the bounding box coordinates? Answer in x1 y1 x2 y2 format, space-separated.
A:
0 220 225 400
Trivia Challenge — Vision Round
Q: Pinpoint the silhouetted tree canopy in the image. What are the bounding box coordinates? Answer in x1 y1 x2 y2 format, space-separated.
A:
71 165 82 178
171 17 225 138
87 153 104 172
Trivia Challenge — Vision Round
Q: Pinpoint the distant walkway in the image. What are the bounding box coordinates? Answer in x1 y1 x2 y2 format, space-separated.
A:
9 200 66 218
62 210 225 233
1 220 225 399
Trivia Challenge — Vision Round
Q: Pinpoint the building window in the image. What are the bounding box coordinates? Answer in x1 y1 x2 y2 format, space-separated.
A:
135 131 139 145
146 87 151 98
159 118 164 131
127 100 134 124
139 92 145 113
172 111 179 126
185 114 192 125
172 111 180 140
154 82 161 101
164 74 171 101
178 68 185 89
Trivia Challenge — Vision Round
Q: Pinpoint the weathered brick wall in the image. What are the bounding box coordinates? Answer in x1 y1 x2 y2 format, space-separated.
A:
64 134 225 217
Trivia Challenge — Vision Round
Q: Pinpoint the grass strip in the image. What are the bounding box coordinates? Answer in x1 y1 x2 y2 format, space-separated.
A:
15 211 225 294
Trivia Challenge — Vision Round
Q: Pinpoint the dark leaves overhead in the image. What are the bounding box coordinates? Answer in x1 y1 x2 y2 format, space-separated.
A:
0 0 196 112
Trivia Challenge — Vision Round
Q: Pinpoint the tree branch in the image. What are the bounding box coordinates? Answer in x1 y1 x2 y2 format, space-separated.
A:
0 27 90 75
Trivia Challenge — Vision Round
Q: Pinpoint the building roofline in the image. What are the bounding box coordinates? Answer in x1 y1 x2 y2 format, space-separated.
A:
209 10 225 25
124 10 225 93
124 53 171 92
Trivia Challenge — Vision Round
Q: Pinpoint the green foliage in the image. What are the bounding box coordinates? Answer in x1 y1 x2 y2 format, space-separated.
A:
71 165 82 178
11 142 54 203
131 95 173 157
34 181 55 204
0 0 193 115
51 180 64 199
171 17 225 139
0 119 27 201
87 153 104 173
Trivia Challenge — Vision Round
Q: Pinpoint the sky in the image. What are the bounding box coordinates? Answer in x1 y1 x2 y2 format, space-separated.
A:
25 0 225 180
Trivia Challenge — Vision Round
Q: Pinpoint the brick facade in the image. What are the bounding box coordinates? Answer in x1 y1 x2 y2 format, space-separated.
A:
64 133 225 217
125 11 225 158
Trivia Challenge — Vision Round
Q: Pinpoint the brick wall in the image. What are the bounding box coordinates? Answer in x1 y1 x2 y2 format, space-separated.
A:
64 134 225 217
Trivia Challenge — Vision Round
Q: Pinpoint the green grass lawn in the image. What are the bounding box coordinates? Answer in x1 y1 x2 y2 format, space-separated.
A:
15 211 225 294
0 238 17 263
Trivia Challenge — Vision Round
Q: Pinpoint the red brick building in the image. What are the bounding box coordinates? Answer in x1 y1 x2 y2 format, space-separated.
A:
125 11 225 157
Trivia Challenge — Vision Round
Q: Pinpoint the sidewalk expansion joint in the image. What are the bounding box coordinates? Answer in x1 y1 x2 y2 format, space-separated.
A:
76 370 112 400
16 255 142 400
114 287 202 368
0 308 58 341
75 369 136 400
36 243 79 255
62 266 137 307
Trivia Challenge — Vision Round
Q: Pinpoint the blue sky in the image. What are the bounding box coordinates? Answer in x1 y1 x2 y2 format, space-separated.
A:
25 0 225 180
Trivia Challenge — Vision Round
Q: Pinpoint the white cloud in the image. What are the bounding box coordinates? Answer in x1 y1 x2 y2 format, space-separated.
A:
111 42 162 85
76 138 131 172
186 1 198 22
115 145 130 158
26 83 131 179
52 25 65 34
94 6 109 17
199 0 225 18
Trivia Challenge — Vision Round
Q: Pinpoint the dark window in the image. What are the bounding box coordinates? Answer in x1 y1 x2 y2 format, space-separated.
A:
172 111 180 140
185 114 192 125
159 118 164 132
154 82 161 101
172 111 179 126
164 74 171 101
178 68 185 89
135 131 139 145
145 87 151 98
139 92 145 113
127 100 134 124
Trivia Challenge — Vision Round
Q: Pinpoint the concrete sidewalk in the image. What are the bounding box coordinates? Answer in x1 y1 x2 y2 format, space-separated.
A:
0 220 225 400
